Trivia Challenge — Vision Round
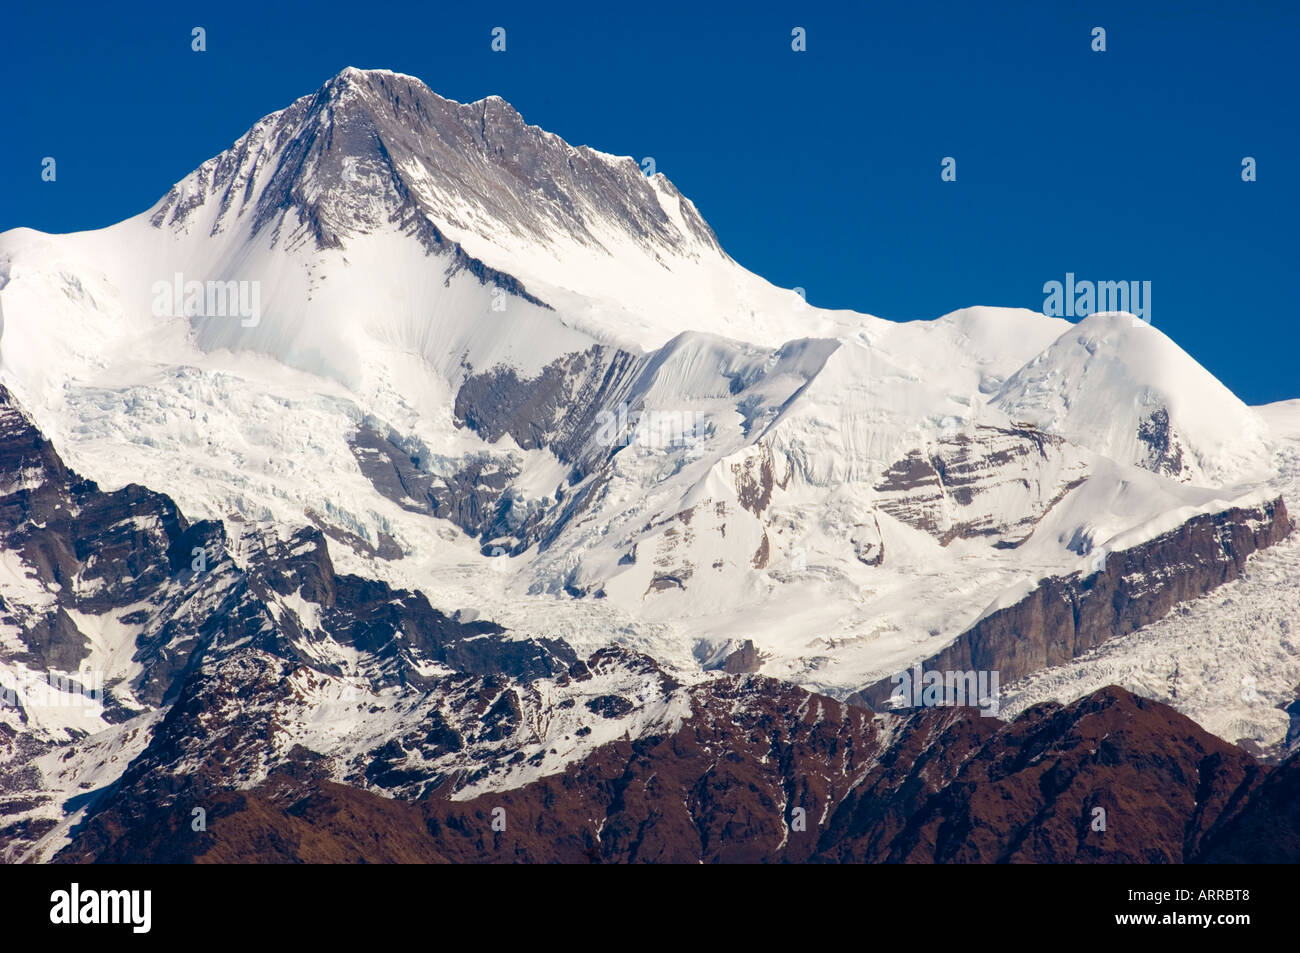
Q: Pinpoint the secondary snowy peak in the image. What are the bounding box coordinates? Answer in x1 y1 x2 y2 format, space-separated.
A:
992 312 1271 485
150 66 722 268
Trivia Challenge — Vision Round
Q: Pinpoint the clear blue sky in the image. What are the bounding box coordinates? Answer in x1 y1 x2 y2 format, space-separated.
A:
2 0 1296 403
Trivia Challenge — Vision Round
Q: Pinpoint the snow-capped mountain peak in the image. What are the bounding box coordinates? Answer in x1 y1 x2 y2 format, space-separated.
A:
0 69 1293 778
151 65 723 287
993 311 1271 485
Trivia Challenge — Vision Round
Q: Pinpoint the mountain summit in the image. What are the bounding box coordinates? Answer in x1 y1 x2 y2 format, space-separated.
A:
144 67 749 348
0 71 1296 864
155 67 722 260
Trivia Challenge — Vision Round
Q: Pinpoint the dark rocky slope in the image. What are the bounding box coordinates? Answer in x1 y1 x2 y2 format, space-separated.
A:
53 674 1296 864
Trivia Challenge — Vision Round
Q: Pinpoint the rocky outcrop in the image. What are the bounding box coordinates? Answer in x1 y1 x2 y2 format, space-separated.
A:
851 496 1293 709
351 344 652 556
873 425 1089 546
719 639 764 674
350 423 524 543
1136 407 1187 479
454 344 642 475
0 387 570 861
0 382 231 706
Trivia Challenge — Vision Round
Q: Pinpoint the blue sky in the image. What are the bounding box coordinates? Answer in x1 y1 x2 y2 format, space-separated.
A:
2 0 1296 403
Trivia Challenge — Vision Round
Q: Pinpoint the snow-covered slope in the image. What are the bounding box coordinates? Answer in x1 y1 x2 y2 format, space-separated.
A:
1001 397 1300 755
993 312 1272 485
0 66 1290 719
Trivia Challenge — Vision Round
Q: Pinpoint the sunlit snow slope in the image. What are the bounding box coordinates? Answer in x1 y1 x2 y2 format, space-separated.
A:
0 66 1291 728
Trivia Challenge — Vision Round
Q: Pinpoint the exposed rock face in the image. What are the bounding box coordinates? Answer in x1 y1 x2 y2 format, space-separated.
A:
454 344 642 475
850 510 885 565
0 380 567 711
7 66 1299 868
873 425 1088 546
151 87 549 308
851 496 1293 709
350 423 524 544
18 640 686 859
353 344 655 557
1137 407 1187 479
53 682 1296 864
719 639 764 674
731 443 783 517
